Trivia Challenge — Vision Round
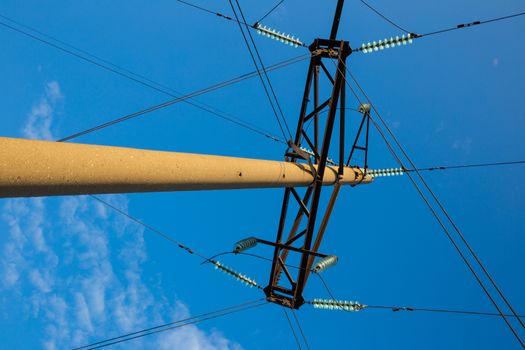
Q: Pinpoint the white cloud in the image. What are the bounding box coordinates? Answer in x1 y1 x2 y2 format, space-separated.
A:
156 302 243 350
452 136 473 154
29 269 53 293
0 81 243 350
74 292 94 332
22 80 63 140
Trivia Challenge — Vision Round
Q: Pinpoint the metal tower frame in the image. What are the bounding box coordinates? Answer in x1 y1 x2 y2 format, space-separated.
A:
264 0 367 309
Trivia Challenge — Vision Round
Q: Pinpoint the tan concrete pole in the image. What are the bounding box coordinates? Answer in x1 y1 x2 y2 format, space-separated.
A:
0 137 372 198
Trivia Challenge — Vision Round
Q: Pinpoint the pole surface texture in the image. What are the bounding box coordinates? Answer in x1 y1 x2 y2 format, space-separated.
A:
0 137 372 198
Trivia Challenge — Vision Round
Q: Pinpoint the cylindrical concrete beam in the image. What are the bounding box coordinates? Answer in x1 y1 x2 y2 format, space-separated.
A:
0 137 372 198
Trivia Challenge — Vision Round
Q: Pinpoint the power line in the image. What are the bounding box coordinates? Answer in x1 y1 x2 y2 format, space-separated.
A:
235 0 293 139
74 298 263 349
215 250 522 322
358 0 411 33
358 7 525 38
367 305 525 318
205 250 311 272
228 0 293 141
315 272 524 318
406 160 525 173
256 0 286 23
353 11 525 53
0 13 287 143
290 309 311 350
57 53 310 142
339 63 525 347
344 66 525 333
228 0 286 141
89 197 267 292
89 197 260 291
74 299 266 350
231 248 517 321
175 0 291 38
370 115 525 347
421 11 525 38
89 195 210 261
282 308 303 350
327 56 525 345
175 0 252 27
175 0 220 17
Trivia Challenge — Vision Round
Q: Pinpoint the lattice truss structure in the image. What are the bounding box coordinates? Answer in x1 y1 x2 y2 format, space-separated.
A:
263 36 372 309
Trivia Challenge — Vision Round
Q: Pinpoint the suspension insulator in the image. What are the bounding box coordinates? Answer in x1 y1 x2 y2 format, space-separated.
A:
310 298 366 311
313 255 338 273
213 261 258 288
255 23 304 48
360 33 419 54
233 237 257 253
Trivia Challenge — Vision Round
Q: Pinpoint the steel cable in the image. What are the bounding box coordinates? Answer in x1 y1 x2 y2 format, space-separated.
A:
73 299 267 349
336 61 525 347
0 14 284 143
343 65 525 333
256 0 286 23
57 53 310 142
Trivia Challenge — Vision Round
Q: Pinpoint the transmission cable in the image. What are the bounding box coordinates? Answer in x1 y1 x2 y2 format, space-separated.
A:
282 308 303 350
205 250 307 272
88 195 213 261
337 61 525 347
227 250 525 321
358 7 525 37
343 64 525 332
74 298 266 350
0 15 286 143
0 13 306 143
175 0 252 27
234 0 293 139
420 11 525 38
256 0 286 23
358 0 410 33
228 0 293 141
290 308 311 350
56 53 310 142
357 3 525 37
327 57 524 346
0 14 295 144
366 305 525 318
371 115 525 346
353 10 525 53
406 160 525 173
315 273 524 318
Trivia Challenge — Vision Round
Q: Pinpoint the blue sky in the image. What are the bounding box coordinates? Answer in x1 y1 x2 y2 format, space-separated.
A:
0 0 524 349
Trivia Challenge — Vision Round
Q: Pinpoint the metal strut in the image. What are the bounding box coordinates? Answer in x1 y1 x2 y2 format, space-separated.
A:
346 103 371 173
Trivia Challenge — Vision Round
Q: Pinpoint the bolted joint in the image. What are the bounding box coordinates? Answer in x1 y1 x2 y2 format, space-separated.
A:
308 38 352 58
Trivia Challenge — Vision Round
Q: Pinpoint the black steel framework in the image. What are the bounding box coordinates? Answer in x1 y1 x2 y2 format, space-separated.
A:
261 0 379 308
263 30 360 309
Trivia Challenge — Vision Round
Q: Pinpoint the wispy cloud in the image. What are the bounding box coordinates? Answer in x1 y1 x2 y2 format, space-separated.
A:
0 81 243 350
22 80 63 140
452 136 473 155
